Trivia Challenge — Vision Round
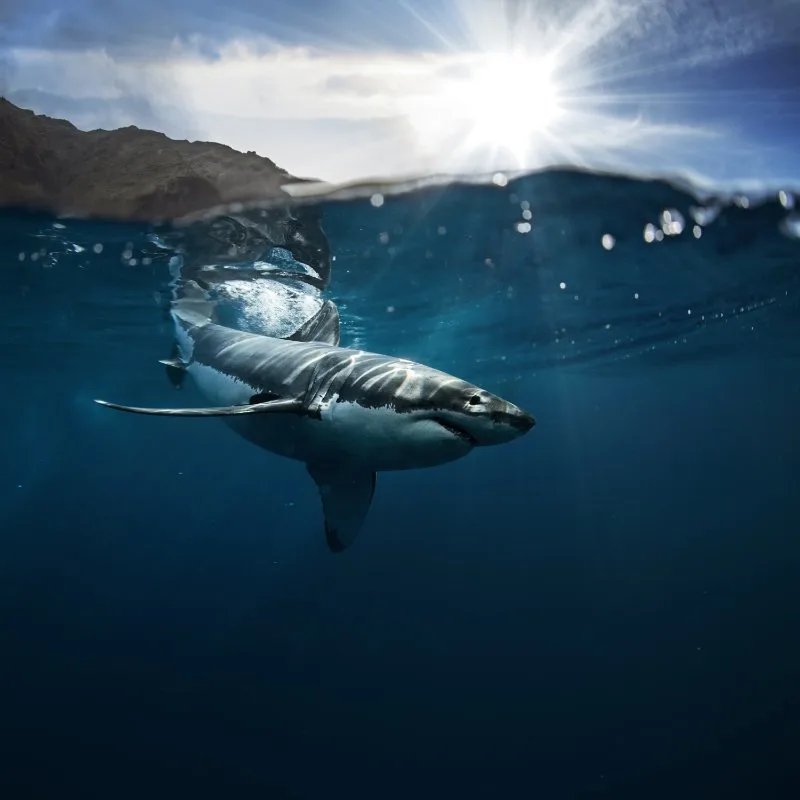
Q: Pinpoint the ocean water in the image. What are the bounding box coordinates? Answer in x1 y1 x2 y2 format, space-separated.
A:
1 167 799 799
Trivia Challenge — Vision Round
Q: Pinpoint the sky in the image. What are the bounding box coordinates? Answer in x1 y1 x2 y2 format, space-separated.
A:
1 0 799 186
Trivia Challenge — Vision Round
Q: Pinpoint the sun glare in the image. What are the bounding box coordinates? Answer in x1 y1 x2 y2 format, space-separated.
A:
406 52 563 169
463 54 560 144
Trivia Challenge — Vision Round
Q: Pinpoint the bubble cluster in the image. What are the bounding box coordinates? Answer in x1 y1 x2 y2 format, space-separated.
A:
660 209 685 236
643 223 664 243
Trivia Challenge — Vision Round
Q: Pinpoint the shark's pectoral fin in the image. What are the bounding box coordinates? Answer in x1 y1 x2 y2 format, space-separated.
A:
307 462 376 553
94 397 305 417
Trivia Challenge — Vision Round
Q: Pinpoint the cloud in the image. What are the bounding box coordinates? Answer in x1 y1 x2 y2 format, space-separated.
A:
0 42 701 178
0 0 444 54
2 0 799 184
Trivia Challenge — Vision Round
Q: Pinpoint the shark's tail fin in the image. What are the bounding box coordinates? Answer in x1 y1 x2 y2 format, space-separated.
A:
170 277 219 324
159 342 188 390
159 276 217 390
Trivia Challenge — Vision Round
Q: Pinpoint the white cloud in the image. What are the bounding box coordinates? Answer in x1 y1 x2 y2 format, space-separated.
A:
5 0 799 184
0 42 708 181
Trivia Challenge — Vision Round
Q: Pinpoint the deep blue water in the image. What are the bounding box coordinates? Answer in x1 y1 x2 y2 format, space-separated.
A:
1 168 800 799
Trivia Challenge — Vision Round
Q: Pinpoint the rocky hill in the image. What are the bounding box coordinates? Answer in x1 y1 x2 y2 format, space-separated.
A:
0 97 303 221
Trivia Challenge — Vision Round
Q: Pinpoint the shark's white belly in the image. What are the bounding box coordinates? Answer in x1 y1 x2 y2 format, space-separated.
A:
188 362 470 471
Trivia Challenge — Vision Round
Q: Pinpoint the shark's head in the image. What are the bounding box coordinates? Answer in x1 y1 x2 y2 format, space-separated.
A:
423 380 535 449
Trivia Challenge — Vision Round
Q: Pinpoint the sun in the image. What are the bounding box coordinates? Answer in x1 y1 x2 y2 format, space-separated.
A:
406 52 563 169
461 54 561 147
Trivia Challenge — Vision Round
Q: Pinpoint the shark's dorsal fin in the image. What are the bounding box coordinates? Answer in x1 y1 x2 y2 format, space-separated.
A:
306 462 376 552
94 397 305 417
286 299 340 346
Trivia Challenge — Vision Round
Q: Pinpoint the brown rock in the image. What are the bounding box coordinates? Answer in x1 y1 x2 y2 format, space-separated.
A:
0 97 303 221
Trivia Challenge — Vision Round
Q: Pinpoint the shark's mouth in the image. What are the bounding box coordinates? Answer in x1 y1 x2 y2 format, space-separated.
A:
433 417 478 446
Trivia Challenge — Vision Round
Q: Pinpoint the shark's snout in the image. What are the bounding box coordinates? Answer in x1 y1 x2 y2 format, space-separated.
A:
459 399 536 446
510 409 536 434
494 405 535 441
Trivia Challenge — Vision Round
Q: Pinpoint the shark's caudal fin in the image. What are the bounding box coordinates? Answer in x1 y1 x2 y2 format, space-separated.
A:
93 397 305 417
306 462 376 553
170 278 220 324
160 278 219 388
160 342 187 389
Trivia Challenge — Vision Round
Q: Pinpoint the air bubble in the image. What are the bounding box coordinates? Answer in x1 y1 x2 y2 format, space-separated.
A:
370 193 384 208
492 172 508 187
515 221 531 234
690 205 719 226
660 209 685 235
780 215 800 240
601 234 615 250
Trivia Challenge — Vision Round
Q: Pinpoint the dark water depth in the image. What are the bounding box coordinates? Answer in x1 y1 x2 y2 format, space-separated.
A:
1 168 799 798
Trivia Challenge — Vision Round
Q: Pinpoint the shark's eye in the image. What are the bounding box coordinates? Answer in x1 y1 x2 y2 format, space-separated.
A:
468 394 482 406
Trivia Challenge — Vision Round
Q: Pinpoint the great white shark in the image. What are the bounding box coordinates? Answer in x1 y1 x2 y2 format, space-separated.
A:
95 287 535 552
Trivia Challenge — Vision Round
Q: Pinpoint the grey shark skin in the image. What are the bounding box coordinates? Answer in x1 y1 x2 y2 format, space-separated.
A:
96 305 535 553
